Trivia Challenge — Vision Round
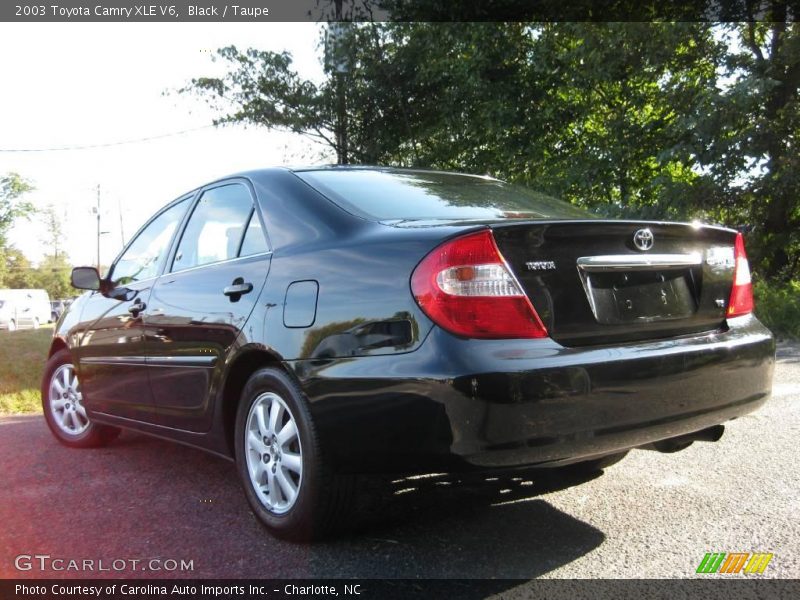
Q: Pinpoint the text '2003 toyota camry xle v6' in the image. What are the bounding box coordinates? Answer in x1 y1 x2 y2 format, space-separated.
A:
42 167 775 540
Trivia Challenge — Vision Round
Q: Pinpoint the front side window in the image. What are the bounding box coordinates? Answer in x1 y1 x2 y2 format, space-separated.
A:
172 184 254 272
110 199 189 285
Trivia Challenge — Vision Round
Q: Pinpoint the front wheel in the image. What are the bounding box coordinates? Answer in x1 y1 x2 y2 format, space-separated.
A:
41 349 120 448
234 367 353 541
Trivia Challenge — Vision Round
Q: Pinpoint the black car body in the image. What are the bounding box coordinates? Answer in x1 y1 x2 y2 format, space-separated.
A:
43 167 775 539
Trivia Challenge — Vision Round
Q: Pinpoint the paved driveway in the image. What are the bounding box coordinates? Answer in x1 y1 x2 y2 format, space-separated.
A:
1 345 798 582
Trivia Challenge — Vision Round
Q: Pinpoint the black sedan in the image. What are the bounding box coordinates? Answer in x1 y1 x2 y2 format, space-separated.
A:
42 167 775 540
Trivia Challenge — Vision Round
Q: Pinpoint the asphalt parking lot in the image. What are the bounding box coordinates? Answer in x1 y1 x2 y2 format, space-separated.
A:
1 344 798 584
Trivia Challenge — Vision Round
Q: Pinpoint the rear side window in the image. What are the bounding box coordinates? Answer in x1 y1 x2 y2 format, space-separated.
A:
295 169 590 221
111 199 189 285
172 184 255 272
239 211 268 257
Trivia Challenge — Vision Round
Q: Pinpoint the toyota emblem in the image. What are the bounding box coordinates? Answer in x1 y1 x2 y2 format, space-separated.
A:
633 228 654 251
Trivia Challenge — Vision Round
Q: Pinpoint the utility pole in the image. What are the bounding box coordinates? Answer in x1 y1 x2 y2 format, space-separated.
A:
96 184 101 270
329 0 349 164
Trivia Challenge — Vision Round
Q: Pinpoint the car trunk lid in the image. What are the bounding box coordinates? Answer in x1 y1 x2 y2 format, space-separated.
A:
490 220 738 346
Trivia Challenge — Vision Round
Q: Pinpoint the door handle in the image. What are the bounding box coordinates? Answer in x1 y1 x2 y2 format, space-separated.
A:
223 278 253 301
127 299 146 317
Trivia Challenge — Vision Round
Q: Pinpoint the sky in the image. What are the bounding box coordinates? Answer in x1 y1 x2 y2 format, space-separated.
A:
0 22 330 267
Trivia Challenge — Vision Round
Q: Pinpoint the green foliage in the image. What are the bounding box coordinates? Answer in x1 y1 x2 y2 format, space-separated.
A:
40 205 65 259
707 22 800 280
0 325 51 415
31 254 73 300
0 172 36 249
184 20 799 282
0 246 34 289
754 280 800 339
0 247 73 300
181 46 341 155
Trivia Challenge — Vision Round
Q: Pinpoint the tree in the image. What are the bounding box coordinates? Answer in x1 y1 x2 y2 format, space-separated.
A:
700 19 800 280
513 23 727 219
31 253 72 299
181 45 342 160
1 246 34 289
41 205 65 259
182 18 796 278
0 173 36 249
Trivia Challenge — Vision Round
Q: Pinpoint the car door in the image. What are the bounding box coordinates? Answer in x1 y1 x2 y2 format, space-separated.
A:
76 197 191 422
145 181 271 432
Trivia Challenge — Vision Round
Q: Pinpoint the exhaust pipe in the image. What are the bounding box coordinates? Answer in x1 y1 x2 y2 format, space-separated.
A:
645 425 725 454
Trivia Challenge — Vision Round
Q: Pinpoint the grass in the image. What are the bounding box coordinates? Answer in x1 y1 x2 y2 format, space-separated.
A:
0 325 53 414
754 280 800 340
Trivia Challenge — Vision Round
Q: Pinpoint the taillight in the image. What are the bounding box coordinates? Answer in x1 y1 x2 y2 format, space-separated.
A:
727 232 754 317
411 229 548 338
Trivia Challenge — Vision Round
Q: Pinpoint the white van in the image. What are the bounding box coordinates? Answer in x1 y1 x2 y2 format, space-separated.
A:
0 289 52 331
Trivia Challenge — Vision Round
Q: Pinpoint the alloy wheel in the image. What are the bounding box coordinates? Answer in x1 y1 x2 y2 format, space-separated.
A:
244 392 303 514
49 364 89 435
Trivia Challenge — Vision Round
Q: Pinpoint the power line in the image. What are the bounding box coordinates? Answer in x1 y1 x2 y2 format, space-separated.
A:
0 124 216 153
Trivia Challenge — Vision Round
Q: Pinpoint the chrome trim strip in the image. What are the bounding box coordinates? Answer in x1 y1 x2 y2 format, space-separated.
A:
82 356 148 365
168 251 272 277
576 253 702 272
148 356 217 367
82 356 216 368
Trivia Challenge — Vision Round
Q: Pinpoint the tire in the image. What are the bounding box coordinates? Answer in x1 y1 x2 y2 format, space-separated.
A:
41 349 120 448
234 367 353 541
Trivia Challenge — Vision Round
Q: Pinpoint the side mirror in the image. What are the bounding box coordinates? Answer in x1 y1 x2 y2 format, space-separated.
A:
71 267 101 291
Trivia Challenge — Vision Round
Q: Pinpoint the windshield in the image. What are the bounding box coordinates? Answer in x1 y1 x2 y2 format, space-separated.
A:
295 169 590 222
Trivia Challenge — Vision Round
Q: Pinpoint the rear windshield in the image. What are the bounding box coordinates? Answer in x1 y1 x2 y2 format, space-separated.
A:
295 169 590 221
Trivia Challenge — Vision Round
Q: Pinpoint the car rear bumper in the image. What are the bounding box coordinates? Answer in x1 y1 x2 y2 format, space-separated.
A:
292 314 775 473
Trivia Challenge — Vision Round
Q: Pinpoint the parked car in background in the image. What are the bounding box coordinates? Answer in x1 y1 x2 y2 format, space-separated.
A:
0 289 52 331
42 167 775 540
50 300 66 322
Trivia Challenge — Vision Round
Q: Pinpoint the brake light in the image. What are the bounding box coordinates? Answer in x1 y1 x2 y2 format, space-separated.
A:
411 230 548 338
727 232 754 317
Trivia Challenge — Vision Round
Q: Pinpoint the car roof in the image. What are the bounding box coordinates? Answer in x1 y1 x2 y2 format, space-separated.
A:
178 165 500 200
286 165 500 181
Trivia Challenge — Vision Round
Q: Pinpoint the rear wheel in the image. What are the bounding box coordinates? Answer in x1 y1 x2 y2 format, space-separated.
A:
41 349 120 448
234 367 353 541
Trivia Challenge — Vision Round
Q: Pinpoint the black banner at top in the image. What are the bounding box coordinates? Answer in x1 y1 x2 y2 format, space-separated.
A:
2 0 799 22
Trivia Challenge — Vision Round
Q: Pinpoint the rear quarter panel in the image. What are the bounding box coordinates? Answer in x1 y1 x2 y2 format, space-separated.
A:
247 169 474 363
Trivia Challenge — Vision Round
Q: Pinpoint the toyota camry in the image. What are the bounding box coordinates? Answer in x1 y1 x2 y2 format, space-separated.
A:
42 166 775 539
